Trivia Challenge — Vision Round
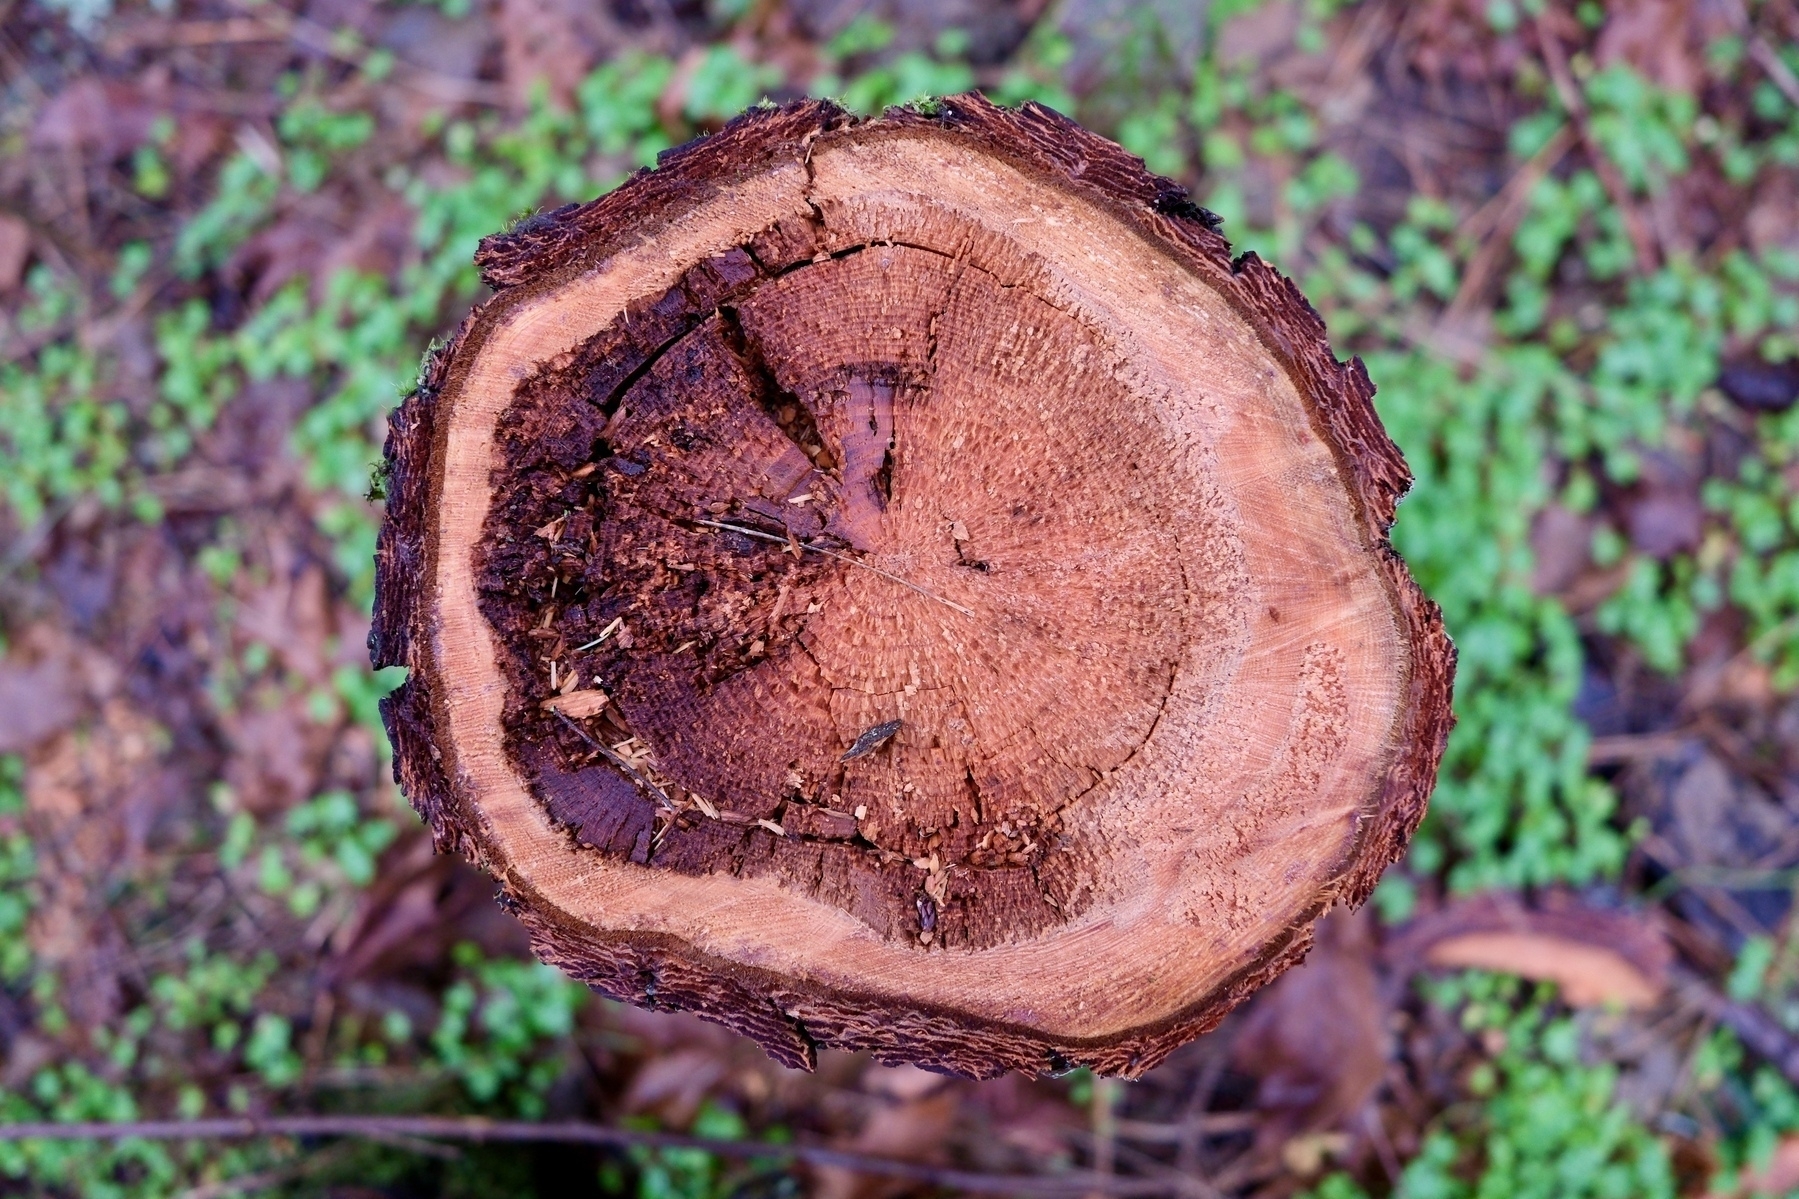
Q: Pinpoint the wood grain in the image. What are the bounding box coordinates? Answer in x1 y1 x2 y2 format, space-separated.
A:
373 95 1455 1078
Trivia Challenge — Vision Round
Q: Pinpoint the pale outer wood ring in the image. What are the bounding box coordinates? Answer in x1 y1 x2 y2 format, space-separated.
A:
425 125 1407 1041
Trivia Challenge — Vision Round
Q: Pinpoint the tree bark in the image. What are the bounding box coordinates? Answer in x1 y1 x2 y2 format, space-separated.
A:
372 95 1455 1079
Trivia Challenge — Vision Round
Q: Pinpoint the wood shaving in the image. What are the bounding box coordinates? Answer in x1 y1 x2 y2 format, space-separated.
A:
574 617 623 652
541 689 610 718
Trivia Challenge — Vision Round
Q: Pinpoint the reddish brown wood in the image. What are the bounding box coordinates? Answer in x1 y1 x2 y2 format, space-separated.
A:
373 94 1454 1078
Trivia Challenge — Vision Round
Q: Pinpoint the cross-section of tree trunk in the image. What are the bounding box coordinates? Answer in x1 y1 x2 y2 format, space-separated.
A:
372 95 1455 1078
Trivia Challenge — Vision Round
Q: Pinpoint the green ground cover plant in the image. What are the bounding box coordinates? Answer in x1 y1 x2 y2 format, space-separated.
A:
1307 973 1679 1199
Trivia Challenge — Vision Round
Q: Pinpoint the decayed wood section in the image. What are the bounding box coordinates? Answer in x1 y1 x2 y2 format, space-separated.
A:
372 94 1455 1078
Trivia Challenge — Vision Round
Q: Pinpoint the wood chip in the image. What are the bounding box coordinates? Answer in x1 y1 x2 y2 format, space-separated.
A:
757 819 786 837
540 689 610 718
574 617 623 652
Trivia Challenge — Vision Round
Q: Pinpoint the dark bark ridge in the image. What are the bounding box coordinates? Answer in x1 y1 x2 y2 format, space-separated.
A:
374 94 1456 1079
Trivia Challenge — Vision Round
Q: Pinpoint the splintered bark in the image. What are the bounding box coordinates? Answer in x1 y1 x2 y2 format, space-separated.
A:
373 95 1455 1079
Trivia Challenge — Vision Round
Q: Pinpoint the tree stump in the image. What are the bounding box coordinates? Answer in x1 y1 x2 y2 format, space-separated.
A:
373 95 1455 1078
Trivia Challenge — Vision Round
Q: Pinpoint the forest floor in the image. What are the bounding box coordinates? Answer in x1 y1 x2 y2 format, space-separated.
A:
2 0 1799 1196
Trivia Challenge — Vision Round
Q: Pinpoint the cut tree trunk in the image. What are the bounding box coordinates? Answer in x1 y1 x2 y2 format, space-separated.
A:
372 95 1455 1079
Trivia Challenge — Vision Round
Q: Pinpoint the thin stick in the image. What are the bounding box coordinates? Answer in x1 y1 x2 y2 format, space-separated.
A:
0 1117 1172 1196
551 709 673 809
1748 36 1799 108
176 1159 309 1199
693 520 973 617
1088 1076 1121 1199
1533 9 1659 275
172 1140 366 1199
1442 125 1575 321
1062 1127 1220 1199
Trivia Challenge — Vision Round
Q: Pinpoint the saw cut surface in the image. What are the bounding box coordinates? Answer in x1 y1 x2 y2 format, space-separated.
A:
373 96 1455 1077
481 239 1199 950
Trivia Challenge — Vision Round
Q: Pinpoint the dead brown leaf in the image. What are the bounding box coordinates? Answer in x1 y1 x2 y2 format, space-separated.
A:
813 1069 960 1199
1215 0 1301 69
1595 0 1701 95
0 213 30 294
1708 1134 1799 1198
32 78 154 158
0 1033 57 1091
26 698 164 1030
1231 907 1388 1155
1627 490 1704 558
497 0 623 111
623 1047 730 1127
1746 171 1799 255
0 624 119 754
221 698 334 815
1529 503 1595 597
314 198 415 299
1281 1130 1352 1178
0 651 84 755
1426 932 1661 1008
960 1072 1083 1167
30 70 226 170
1393 891 1671 1009
862 1063 949 1103
1668 752 1787 870
233 563 336 685
326 835 514 982
227 213 339 308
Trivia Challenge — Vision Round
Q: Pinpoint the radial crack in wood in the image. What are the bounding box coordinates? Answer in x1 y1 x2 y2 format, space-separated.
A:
372 95 1456 1079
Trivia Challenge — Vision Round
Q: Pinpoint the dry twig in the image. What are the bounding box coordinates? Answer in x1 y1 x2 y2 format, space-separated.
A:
1533 9 1660 275
550 708 674 809
0 1116 1178 1196
1443 126 1577 322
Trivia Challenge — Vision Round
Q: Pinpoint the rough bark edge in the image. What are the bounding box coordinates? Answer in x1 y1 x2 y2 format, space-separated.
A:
514 874 1319 1079
473 103 853 291
373 95 1456 1078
